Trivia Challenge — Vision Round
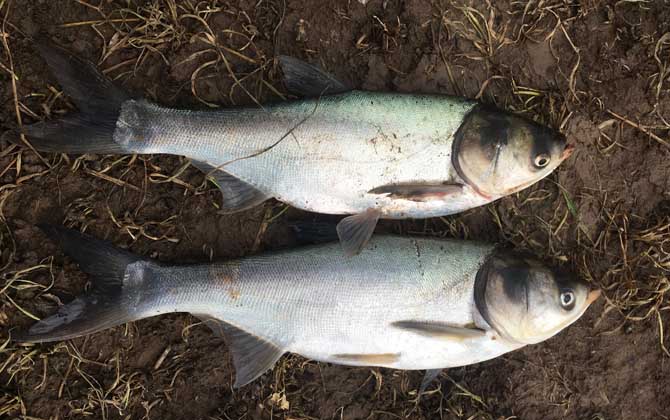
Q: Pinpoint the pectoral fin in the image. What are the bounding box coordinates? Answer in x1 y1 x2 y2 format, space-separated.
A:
191 160 270 213
419 369 443 394
332 352 400 365
277 56 350 97
368 183 464 202
194 315 284 388
336 209 381 256
391 320 486 341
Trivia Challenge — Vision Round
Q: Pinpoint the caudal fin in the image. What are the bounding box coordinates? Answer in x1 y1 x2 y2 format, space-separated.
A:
18 225 287 388
15 225 147 343
15 39 130 154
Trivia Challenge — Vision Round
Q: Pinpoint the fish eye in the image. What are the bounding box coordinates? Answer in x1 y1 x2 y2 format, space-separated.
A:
534 154 550 168
559 290 575 310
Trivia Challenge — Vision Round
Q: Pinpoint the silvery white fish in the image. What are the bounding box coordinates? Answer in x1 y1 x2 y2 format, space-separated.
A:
17 225 600 389
19 42 573 255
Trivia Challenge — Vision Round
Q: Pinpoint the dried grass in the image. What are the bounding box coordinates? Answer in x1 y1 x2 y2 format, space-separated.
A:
0 0 668 419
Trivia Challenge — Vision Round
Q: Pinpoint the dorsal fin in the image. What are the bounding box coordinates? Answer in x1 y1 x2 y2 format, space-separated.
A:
277 56 350 97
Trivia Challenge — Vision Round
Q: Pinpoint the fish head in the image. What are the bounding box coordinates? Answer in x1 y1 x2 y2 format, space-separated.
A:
474 250 599 345
452 106 570 199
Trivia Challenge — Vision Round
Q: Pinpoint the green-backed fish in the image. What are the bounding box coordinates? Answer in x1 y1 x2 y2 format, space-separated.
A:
16 225 599 390
16 42 573 255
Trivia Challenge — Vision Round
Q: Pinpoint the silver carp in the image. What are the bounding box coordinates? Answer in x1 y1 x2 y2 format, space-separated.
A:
19 43 572 255
17 226 599 389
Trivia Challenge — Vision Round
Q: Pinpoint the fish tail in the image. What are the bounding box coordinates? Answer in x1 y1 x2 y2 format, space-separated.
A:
14 225 151 343
15 226 288 388
11 39 131 154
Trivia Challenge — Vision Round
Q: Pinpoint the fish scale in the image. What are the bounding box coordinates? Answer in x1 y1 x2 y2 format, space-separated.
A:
116 92 480 217
15 43 591 390
18 226 598 388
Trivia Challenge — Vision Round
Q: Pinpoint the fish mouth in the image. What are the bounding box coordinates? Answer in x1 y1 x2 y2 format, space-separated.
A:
585 289 601 306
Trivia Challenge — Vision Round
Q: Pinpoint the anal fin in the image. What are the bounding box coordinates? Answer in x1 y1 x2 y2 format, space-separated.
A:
192 160 270 213
194 315 284 388
336 208 381 256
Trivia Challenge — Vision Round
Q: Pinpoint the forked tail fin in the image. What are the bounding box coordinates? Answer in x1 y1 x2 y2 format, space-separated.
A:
14 225 148 343
13 39 131 154
17 225 288 388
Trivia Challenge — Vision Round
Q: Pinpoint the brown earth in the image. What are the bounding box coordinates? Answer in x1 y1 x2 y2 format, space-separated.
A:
1 1 670 419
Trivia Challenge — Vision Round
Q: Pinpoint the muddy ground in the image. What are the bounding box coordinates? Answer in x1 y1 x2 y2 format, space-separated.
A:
1 0 669 419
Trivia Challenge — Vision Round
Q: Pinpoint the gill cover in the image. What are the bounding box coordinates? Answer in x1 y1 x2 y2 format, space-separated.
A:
452 106 569 198
474 250 598 345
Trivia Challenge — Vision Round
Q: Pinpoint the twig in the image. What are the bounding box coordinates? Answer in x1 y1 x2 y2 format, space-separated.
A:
607 110 670 148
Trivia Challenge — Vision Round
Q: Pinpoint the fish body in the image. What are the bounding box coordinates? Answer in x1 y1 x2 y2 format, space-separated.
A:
19 226 599 387
133 236 513 370
118 93 484 218
19 43 572 254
